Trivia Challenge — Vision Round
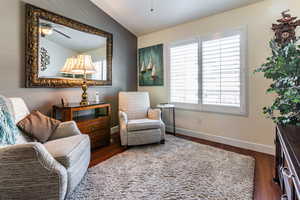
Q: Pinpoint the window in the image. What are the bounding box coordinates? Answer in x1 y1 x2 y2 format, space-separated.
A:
168 28 246 115
202 35 241 107
170 41 198 104
93 60 107 80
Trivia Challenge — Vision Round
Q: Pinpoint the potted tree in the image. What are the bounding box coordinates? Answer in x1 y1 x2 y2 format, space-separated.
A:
255 10 300 126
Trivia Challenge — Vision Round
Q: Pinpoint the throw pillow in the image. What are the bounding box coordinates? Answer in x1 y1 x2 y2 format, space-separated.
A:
0 95 19 146
17 110 61 143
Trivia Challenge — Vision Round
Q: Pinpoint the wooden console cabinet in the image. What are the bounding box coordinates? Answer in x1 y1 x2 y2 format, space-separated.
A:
274 125 300 200
53 102 111 149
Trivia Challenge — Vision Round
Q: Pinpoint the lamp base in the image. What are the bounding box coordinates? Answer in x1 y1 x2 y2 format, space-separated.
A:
80 80 89 106
80 99 89 106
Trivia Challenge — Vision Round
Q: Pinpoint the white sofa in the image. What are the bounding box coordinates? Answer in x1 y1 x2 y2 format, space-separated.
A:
0 98 90 200
118 92 165 146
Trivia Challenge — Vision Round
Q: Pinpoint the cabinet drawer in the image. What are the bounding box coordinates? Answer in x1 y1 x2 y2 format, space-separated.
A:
53 103 111 149
87 129 110 149
281 167 295 200
77 117 109 134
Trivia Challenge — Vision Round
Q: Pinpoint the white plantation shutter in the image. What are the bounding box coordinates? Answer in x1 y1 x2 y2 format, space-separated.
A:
202 34 241 107
170 42 199 104
167 28 246 115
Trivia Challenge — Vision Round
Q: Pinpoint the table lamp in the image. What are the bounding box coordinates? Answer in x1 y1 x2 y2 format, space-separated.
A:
60 57 77 77
71 54 96 105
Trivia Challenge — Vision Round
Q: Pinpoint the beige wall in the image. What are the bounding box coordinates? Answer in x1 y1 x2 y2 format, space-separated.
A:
138 0 300 153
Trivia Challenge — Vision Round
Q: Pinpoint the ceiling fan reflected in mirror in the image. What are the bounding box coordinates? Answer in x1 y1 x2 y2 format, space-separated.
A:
39 23 71 39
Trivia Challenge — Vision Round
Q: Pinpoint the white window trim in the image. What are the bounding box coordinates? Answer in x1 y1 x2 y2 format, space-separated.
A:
166 26 248 116
166 37 201 111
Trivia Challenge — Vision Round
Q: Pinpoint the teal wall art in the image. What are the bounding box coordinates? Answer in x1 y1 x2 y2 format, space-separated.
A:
138 44 163 86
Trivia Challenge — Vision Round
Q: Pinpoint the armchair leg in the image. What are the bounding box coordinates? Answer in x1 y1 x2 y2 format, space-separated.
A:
160 139 165 144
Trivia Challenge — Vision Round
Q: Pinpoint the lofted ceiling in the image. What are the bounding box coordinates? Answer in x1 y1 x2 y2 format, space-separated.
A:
90 0 264 36
40 19 106 52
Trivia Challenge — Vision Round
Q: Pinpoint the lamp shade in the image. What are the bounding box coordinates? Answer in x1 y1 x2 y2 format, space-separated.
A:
60 57 77 74
71 54 97 75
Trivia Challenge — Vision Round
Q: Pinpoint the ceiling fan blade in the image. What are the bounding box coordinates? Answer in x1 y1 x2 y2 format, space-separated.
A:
53 29 71 39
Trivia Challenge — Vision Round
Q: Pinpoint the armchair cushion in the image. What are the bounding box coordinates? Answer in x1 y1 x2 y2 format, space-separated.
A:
148 108 161 120
8 97 34 145
44 134 89 168
127 119 162 131
119 92 150 120
49 121 81 141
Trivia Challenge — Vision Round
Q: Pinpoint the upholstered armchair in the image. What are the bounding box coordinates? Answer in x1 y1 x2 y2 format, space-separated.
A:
118 92 165 146
0 98 90 200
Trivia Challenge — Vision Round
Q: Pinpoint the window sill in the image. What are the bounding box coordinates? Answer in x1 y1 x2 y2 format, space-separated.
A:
172 103 248 117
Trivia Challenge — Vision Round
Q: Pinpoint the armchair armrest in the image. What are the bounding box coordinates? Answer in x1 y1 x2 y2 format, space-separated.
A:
119 111 128 146
49 121 81 141
0 143 67 200
148 108 162 120
148 109 165 141
119 111 128 124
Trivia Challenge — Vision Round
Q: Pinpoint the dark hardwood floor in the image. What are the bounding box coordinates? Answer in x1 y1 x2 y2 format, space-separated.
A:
91 132 281 200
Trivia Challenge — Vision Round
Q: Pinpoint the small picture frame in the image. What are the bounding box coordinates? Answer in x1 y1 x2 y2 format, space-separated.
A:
61 98 68 107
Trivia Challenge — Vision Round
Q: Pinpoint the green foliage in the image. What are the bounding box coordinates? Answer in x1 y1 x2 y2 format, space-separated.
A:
254 38 300 126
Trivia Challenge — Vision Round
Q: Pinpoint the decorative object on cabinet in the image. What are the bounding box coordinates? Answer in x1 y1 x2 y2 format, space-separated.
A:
25 4 113 88
274 125 300 200
53 102 111 149
138 44 163 86
254 11 300 126
95 92 100 103
70 54 97 105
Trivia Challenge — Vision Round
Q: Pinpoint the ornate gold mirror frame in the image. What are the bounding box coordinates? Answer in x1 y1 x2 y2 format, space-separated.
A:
25 4 113 88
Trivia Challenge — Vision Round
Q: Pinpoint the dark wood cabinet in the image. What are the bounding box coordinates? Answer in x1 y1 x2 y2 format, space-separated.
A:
53 102 111 149
274 125 300 200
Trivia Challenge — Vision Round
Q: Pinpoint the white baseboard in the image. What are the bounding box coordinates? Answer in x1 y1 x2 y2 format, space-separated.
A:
110 125 274 155
167 126 275 155
111 126 120 134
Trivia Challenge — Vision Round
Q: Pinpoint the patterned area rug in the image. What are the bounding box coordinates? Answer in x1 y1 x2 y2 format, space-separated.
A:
67 135 255 200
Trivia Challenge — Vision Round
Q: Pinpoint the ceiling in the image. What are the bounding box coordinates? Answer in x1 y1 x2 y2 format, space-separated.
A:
90 0 264 36
40 19 106 52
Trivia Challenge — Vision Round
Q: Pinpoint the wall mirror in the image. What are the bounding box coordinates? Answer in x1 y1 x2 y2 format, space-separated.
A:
25 4 113 88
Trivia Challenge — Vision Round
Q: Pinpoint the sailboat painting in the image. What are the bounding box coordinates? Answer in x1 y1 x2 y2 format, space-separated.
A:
138 44 163 86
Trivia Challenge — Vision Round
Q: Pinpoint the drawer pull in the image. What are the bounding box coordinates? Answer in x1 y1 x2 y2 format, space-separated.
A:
281 194 288 200
282 167 294 179
90 126 97 132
